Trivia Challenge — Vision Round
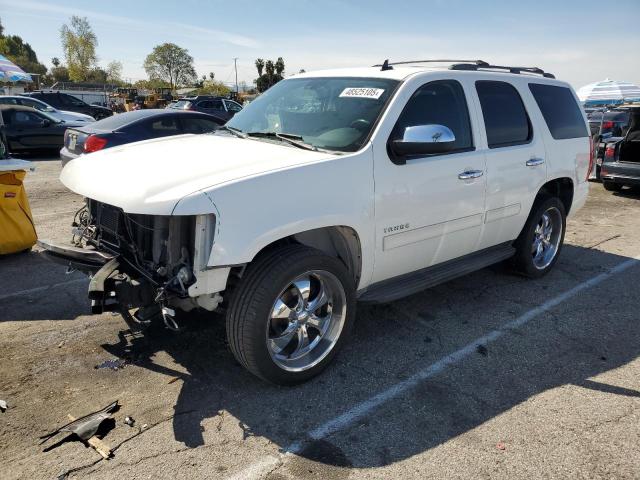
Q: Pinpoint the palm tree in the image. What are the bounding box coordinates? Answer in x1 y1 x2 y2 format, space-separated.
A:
255 58 264 77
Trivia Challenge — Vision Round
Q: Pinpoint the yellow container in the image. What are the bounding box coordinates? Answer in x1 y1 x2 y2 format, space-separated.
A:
0 164 37 255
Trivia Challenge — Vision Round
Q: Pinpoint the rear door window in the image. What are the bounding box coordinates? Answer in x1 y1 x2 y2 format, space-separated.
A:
181 116 221 133
529 83 589 139
144 116 180 135
476 81 532 148
224 100 242 112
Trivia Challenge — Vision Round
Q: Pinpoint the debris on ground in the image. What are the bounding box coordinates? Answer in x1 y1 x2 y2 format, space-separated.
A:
167 376 181 384
476 344 488 356
57 341 64 348
39 401 119 448
94 358 127 371
0 399 7 412
124 416 135 427
141 423 148 430
496 442 506 451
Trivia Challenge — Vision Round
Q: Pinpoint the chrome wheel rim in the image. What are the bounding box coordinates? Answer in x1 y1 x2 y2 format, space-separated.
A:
266 270 347 372
532 207 563 270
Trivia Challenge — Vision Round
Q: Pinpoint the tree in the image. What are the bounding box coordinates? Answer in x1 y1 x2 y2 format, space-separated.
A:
133 78 171 90
106 60 123 83
255 58 264 77
86 67 107 83
60 16 98 82
143 43 197 90
208 71 215 80
0 35 47 76
195 79 231 97
51 57 60 67
0 17 4 37
254 57 285 93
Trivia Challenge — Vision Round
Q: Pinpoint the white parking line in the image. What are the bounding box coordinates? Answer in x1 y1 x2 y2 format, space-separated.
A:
0 278 87 303
227 255 640 480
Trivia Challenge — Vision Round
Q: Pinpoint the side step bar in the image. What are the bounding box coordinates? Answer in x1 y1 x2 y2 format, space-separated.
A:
358 243 515 304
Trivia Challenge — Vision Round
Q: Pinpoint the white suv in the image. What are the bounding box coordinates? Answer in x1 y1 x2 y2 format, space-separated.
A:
43 60 592 384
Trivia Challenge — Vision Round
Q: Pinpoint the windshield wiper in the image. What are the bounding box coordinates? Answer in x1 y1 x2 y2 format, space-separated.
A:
246 131 318 151
220 125 247 138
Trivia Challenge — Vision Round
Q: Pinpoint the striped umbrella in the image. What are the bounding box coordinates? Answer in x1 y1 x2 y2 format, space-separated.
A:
578 79 640 106
0 54 32 82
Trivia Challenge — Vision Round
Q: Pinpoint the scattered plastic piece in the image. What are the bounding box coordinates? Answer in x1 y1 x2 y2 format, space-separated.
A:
496 442 506 451
124 416 135 427
39 401 119 444
0 399 7 412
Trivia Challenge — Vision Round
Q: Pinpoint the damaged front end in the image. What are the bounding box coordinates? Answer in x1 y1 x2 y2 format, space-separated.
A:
39 199 218 330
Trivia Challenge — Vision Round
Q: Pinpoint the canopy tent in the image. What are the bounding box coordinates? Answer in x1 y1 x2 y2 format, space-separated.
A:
578 79 640 106
0 54 32 83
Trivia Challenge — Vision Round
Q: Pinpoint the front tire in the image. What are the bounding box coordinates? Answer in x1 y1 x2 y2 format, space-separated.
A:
226 245 356 385
512 196 566 278
603 180 623 192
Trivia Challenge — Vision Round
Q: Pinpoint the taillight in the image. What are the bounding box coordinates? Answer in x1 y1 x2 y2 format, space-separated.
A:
601 121 614 130
605 145 615 159
84 135 108 153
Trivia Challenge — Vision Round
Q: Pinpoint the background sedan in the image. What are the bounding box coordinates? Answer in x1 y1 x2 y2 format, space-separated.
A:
0 105 84 155
60 109 225 166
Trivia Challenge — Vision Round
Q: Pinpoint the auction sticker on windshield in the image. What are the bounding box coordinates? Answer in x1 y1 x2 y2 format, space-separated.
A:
339 88 385 99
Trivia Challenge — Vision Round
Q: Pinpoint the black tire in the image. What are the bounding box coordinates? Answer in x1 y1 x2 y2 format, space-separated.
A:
602 180 623 192
512 196 566 278
226 244 356 385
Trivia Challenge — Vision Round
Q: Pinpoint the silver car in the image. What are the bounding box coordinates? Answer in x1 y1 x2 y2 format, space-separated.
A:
0 95 95 124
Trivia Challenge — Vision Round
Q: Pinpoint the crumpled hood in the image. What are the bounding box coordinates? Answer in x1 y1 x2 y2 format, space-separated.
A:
60 133 332 214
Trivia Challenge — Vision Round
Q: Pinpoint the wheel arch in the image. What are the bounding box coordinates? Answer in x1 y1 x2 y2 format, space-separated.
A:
537 177 574 214
240 225 364 287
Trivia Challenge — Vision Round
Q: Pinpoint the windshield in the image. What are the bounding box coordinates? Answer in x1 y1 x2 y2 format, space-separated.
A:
226 77 399 152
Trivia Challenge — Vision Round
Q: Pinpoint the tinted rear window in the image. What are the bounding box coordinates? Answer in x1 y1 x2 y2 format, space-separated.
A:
529 84 588 139
90 110 161 131
476 81 532 148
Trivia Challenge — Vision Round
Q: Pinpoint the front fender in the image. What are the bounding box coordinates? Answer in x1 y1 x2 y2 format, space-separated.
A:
205 147 375 288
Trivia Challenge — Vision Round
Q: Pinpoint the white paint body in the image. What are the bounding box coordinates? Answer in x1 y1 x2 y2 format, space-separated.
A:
60 66 590 300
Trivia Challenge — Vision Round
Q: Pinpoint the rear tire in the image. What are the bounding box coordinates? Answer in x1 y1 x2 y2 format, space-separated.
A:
226 244 356 385
603 181 623 192
512 196 566 278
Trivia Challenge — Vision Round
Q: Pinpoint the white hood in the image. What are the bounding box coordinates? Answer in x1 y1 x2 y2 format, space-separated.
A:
60 133 332 214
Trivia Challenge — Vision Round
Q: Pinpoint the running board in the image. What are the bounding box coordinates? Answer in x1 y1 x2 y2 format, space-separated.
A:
358 243 515 304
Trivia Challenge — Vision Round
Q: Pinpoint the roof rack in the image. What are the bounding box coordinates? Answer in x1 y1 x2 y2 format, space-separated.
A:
373 59 487 71
372 59 555 78
450 62 555 79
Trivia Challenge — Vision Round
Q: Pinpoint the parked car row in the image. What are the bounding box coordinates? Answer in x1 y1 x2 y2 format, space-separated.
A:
168 95 243 123
0 90 234 161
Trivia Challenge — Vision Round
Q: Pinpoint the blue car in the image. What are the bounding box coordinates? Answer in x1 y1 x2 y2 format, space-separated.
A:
60 109 224 166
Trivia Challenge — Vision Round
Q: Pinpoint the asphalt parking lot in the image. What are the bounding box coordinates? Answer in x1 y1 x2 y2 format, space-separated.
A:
1 157 639 480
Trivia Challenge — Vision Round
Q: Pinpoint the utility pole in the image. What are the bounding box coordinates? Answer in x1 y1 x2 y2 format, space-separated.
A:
233 57 239 96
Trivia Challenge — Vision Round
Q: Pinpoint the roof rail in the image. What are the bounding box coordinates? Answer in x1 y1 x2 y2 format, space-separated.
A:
450 62 555 79
374 59 488 70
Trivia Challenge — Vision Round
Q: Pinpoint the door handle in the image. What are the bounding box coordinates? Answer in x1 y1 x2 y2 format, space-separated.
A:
526 158 545 167
458 170 484 180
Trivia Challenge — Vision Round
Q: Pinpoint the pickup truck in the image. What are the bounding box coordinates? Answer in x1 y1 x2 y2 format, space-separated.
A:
41 60 591 384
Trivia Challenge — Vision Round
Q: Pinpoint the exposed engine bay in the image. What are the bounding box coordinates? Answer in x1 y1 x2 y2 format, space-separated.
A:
42 198 216 330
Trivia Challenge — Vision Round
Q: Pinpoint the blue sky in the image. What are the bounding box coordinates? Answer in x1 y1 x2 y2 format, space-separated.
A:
1 0 638 88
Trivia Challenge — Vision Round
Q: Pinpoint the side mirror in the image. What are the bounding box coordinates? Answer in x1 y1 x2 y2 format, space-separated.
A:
390 124 456 164
41 118 51 127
